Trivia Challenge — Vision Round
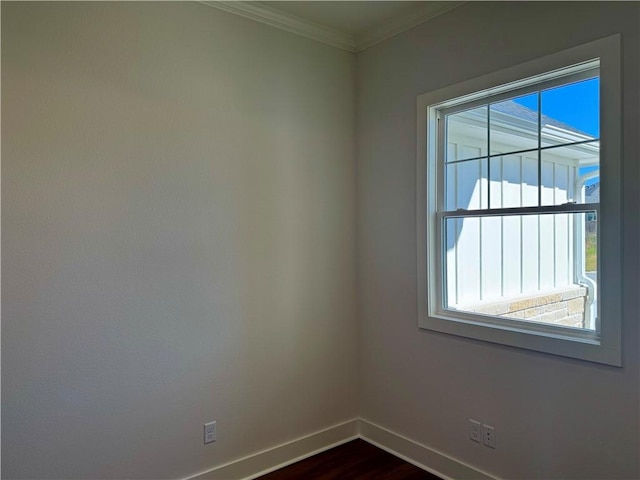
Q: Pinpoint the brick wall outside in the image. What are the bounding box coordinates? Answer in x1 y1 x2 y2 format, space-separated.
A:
463 286 587 328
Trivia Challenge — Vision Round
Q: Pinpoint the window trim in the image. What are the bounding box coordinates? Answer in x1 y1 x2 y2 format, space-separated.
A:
416 35 622 366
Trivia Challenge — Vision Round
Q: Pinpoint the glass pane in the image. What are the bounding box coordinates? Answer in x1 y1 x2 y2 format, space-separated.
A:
540 141 599 206
541 77 599 148
490 93 539 155
488 153 538 208
446 106 488 163
443 212 597 331
446 159 488 211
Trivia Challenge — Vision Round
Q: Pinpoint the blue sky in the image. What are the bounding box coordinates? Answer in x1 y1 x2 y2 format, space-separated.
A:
515 77 599 184
514 77 599 137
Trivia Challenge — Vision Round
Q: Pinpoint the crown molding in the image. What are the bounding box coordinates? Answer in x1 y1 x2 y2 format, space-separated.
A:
200 1 466 54
200 1 358 52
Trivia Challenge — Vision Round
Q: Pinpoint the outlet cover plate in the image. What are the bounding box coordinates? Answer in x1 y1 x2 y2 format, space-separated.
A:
204 421 216 444
469 419 481 443
482 424 496 448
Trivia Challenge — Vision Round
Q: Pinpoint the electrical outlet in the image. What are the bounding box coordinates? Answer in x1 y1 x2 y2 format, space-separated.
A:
482 424 496 449
204 421 216 444
469 419 482 443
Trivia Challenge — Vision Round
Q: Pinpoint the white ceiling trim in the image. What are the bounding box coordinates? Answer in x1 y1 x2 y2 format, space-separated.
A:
200 1 358 52
200 1 465 53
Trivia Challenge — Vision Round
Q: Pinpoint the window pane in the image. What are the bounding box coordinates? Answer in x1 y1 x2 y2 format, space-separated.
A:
541 77 599 148
443 213 596 331
489 154 538 208
446 106 488 162
445 159 488 210
490 93 539 155
540 141 599 206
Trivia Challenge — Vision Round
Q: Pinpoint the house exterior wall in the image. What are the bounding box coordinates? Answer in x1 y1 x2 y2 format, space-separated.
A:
467 285 586 328
445 136 582 308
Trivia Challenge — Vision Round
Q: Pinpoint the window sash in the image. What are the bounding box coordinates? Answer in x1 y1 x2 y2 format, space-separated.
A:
435 208 599 334
433 304 601 343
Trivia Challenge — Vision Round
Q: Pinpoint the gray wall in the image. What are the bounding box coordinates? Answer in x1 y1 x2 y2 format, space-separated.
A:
2 3 358 478
356 2 639 479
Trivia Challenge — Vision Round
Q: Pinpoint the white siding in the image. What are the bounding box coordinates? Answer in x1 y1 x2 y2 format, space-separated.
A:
445 136 581 307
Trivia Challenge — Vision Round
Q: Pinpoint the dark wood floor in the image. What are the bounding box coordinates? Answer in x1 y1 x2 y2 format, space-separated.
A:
257 439 442 480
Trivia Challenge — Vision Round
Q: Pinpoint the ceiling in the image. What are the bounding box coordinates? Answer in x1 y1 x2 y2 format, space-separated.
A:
263 1 437 37
202 1 464 52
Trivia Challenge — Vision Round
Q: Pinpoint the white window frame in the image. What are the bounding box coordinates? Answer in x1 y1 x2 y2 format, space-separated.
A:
416 35 622 366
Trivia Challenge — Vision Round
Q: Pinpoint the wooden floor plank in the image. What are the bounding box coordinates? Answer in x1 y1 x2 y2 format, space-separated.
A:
257 439 442 480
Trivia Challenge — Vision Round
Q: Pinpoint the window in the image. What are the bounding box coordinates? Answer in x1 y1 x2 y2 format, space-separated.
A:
416 36 621 365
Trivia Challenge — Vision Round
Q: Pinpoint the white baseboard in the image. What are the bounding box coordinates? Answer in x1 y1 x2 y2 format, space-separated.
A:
185 417 495 480
359 418 497 480
185 419 359 480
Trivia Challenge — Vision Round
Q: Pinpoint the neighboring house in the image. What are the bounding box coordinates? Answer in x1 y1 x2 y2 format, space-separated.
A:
445 100 599 329
585 182 600 202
